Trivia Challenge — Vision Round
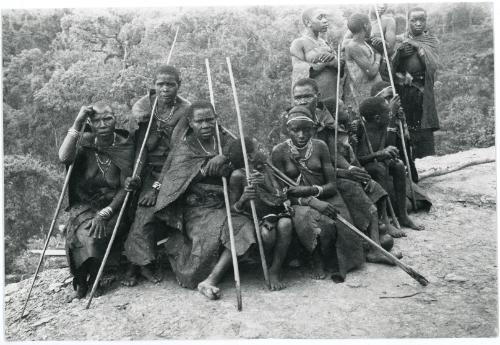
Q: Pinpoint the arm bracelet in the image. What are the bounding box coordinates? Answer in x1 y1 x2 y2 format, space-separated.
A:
313 185 323 197
67 127 80 139
98 206 113 219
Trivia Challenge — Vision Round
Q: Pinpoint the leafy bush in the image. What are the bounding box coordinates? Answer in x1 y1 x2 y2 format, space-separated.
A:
4 155 64 274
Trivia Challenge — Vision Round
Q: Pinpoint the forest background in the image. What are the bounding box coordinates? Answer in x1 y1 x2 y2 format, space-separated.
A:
2 3 494 278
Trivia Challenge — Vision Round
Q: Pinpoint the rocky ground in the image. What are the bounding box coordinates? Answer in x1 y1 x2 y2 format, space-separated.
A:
3 147 497 340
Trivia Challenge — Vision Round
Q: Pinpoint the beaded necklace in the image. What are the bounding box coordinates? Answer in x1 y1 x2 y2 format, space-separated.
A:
286 138 313 169
154 100 176 132
196 137 216 155
94 133 116 178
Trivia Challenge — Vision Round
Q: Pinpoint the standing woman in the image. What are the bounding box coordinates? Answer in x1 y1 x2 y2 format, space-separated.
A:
59 103 134 299
271 106 364 282
290 8 343 101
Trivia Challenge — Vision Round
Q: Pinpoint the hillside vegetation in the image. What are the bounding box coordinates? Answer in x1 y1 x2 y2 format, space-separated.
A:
2 3 494 275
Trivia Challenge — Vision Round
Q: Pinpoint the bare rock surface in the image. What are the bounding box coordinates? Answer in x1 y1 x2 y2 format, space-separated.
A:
4 148 497 340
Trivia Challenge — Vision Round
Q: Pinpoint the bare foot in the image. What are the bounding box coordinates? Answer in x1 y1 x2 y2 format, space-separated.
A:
399 217 425 231
139 266 161 284
391 249 403 259
121 265 138 287
366 250 395 266
269 270 286 291
197 281 221 300
381 222 406 238
311 259 327 280
76 283 88 299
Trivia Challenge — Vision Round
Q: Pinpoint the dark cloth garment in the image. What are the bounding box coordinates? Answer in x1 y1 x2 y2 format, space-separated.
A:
123 93 191 265
393 31 440 131
65 130 134 281
285 141 364 279
154 134 253 289
363 160 432 213
124 170 168 266
163 183 255 289
337 178 386 232
409 128 435 159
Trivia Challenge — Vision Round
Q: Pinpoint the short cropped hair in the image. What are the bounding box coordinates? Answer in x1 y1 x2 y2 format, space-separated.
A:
228 137 255 169
293 78 319 94
370 81 391 97
408 7 427 19
91 101 114 116
359 97 387 122
187 101 215 120
301 8 316 26
347 13 370 34
154 65 181 83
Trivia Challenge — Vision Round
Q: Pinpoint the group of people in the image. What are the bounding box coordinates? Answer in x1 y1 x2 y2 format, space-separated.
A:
60 5 438 301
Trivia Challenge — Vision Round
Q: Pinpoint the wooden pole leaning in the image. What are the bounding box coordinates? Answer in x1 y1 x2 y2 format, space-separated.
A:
264 161 429 287
86 97 158 309
205 58 242 311
20 127 85 319
374 6 417 211
346 68 401 230
333 43 341 175
166 26 179 65
226 56 270 289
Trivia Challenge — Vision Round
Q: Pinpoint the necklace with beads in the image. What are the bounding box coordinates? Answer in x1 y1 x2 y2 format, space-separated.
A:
94 133 116 178
154 100 176 132
196 137 216 155
286 138 313 169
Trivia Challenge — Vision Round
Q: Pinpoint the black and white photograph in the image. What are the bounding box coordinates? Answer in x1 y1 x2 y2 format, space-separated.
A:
1 0 497 341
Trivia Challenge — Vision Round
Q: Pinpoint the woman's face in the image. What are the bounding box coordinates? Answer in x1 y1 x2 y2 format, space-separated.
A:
287 120 315 148
308 10 329 33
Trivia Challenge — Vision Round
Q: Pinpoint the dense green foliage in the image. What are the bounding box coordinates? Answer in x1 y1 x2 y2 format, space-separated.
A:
2 3 494 274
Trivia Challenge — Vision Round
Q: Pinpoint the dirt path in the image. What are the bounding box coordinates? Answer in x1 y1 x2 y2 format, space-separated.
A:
4 159 497 340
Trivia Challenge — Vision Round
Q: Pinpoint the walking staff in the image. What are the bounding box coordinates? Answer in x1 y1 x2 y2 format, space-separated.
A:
86 30 180 308
205 58 243 311
226 57 271 289
346 67 401 230
333 43 341 175
264 161 429 287
374 6 417 211
21 126 85 318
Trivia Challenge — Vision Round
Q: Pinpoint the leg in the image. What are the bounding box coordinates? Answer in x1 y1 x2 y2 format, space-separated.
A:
365 206 395 266
311 246 327 280
377 197 406 237
197 249 232 300
268 218 293 291
389 160 424 230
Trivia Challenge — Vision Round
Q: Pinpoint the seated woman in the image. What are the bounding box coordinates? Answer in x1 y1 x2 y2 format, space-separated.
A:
227 139 293 291
59 103 134 299
271 105 364 282
153 101 256 300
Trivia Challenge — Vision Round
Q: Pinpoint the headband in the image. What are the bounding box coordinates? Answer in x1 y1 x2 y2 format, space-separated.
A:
286 115 315 125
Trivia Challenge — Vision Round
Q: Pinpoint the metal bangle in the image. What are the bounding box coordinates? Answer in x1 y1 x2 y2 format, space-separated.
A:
67 128 80 139
313 185 323 197
98 206 113 219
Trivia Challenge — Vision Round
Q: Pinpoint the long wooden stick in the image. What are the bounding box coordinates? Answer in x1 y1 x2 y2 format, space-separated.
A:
374 5 417 211
346 68 401 229
333 43 341 175
21 126 85 318
86 97 158 309
226 57 270 288
264 161 428 287
166 26 179 65
205 59 242 311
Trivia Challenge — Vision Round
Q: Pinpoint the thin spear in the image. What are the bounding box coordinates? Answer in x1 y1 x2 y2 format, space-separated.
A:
226 57 270 288
205 58 242 311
